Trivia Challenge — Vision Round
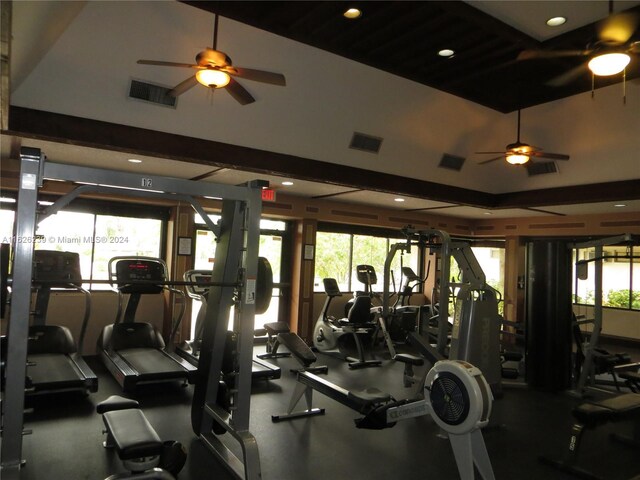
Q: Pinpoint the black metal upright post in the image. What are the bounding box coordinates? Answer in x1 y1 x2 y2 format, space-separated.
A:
525 240 573 391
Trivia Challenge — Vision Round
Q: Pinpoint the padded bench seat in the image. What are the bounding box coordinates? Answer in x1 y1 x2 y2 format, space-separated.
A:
102 409 162 460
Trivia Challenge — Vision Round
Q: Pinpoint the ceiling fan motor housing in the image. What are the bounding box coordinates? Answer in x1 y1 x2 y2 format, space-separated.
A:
426 360 493 435
197 48 232 67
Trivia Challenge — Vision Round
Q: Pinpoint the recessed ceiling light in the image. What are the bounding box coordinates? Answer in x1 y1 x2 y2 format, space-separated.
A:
483 212 493 215
614 204 627 207
546 16 567 27
438 49 455 57
128 158 142 163
343 8 362 19
282 181 294 186
394 198 405 202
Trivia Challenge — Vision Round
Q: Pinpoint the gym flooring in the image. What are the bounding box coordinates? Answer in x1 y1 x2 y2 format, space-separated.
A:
17 342 640 480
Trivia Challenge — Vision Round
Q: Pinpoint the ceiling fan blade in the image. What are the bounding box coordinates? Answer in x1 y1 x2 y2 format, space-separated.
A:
137 60 199 69
475 151 506 155
225 77 255 105
530 151 570 160
546 64 588 87
169 76 199 97
517 49 591 61
478 156 504 165
230 67 286 86
597 11 639 44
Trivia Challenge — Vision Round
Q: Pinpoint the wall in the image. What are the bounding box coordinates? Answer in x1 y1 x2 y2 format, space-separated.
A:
1 291 165 356
2 168 639 343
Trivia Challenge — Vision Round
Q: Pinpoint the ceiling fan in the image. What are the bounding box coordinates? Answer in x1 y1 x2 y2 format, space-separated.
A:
476 110 570 166
137 14 286 105
517 1 639 86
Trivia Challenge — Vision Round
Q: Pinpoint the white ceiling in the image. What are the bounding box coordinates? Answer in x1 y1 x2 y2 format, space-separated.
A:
3 1 640 220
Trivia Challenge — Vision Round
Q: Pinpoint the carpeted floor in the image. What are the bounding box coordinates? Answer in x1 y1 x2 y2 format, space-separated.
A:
13 341 640 480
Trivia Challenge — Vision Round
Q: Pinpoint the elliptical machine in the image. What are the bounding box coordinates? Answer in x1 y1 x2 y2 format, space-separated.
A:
312 278 381 369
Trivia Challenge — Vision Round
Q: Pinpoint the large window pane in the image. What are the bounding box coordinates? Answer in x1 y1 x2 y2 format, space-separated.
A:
602 245 631 308
92 215 162 289
473 247 505 298
351 235 388 292
0 206 15 244
315 232 351 292
574 248 595 305
35 211 95 283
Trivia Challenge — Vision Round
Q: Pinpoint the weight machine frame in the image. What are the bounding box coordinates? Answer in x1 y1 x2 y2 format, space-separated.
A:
1 147 266 480
571 233 639 395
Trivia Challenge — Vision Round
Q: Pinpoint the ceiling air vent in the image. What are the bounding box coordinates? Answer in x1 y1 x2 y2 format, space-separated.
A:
438 153 465 171
129 79 177 108
349 132 383 153
526 161 558 176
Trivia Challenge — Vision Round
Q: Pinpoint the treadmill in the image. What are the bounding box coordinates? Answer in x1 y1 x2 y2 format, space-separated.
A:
177 269 280 380
23 250 98 395
97 256 197 392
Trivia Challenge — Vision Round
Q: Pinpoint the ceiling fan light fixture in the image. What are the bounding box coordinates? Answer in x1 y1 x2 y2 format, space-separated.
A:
506 153 529 165
343 8 362 19
196 69 231 88
588 52 630 76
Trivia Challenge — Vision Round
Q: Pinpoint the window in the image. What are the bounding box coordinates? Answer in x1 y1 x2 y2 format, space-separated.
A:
1 204 16 245
0 197 165 290
574 245 639 311
35 211 163 290
314 227 420 294
192 213 289 332
448 244 505 314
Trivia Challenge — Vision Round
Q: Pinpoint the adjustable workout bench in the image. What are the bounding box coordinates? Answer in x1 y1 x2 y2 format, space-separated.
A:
97 395 186 480
540 392 640 480
258 322 328 374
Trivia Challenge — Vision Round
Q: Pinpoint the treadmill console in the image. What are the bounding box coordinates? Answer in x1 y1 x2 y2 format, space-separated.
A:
33 250 83 288
115 259 165 294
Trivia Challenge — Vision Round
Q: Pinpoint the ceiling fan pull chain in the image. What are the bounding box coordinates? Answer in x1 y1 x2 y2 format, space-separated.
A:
623 68 626 105
591 73 595 100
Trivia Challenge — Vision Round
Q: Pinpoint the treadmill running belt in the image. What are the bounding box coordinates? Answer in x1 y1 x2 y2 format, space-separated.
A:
119 348 187 376
27 353 83 387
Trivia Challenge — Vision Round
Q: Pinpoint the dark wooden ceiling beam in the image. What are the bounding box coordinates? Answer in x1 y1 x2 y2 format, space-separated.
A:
5 106 494 208
6 107 638 214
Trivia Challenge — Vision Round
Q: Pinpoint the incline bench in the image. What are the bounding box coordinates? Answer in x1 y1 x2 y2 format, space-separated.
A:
540 392 640 480
97 395 186 480
258 322 328 374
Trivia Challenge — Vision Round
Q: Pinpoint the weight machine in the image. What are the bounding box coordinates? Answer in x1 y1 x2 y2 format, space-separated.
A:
572 233 640 396
380 227 502 391
1 147 266 480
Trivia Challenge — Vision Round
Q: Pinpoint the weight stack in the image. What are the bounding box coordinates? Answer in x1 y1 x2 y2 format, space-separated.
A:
525 240 572 391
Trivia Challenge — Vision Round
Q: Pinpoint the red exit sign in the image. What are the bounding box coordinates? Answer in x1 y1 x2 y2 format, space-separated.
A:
261 188 276 202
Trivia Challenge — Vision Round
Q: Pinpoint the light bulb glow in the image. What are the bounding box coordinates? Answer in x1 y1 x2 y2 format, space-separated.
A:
344 8 362 19
546 16 567 27
438 49 455 57
588 53 630 76
506 153 529 165
196 69 231 88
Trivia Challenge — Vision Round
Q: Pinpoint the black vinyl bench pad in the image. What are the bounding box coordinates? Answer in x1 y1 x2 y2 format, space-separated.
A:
102 409 162 460
574 392 640 427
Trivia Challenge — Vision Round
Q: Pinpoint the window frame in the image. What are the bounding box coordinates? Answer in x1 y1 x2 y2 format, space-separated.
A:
315 222 424 293
1 194 169 291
